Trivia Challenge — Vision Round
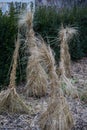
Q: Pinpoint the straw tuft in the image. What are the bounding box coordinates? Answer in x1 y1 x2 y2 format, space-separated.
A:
59 26 77 43
25 55 48 97
19 11 33 29
0 88 29 114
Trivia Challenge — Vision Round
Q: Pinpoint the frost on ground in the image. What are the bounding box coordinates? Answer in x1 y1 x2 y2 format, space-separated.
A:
0 58 87 130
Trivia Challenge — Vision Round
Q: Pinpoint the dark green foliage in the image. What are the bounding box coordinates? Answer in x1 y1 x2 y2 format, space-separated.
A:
0 4 18 88
34 6 87 61
0 3 27 89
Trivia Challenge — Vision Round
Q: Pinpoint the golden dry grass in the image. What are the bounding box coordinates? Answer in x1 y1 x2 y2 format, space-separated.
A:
38 96 73 130
59 26 78 98
38 39 73 130
25 55 48 97
9 38 20 88
20 12 48 97
59 26 77 78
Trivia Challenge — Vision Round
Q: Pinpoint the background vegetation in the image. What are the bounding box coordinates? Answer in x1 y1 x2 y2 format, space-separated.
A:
34 6 87 60
0 5 87 88
0 3 18 88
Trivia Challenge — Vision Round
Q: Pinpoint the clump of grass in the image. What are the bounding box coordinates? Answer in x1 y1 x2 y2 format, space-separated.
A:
59 25 77 78
38 40 73 130
0 37 30 114
59 26 78 98
19 12 48 97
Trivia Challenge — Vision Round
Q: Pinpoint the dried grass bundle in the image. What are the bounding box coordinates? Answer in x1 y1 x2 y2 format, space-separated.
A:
20 12 48 97
59 26 78 98
38 40 55 73
59 26 77 78
0 88 29 113
25 55 48 97
0 38 29 114
38 41 73 130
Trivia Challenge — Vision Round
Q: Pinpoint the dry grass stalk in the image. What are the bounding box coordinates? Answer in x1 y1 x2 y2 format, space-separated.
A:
19 12 48 97
9 39 20 88
59 26 77 78
59 26 78 98
0 38 30 114
38 41 73 130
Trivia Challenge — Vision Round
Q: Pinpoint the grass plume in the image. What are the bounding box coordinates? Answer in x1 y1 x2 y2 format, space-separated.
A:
59 26 77 78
